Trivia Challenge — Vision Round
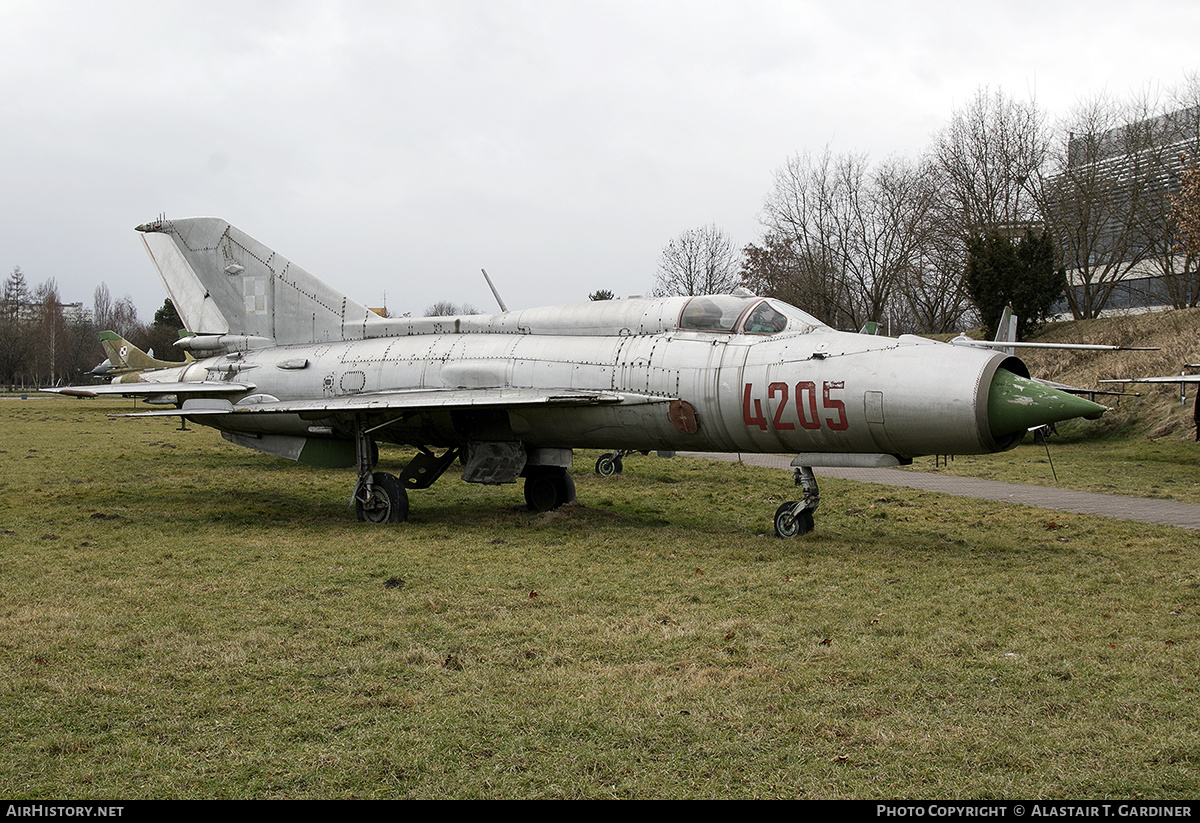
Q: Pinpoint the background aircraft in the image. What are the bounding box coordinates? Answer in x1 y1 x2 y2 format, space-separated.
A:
948 305 1156 357
1102 365 1200 441
49 217 1107 536
91 331 191 382
949 305 1146 400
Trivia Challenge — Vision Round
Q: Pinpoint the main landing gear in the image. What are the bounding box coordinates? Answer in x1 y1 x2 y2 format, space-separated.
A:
523 465 576 512
350 418 576 523
353 440 467 524
355 470 408 524
773 466 820 538
351 420 409 523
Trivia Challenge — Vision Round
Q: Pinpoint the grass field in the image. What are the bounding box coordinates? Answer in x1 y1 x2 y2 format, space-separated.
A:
2 396 1198 798
902 422 1200 504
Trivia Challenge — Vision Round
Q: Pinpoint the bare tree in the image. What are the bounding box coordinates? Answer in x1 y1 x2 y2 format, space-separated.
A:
756 148 935 331
932 87 1049 238
1158 77 1200 308
63 310 100 382
1038 91 1181 318
740 232 823 315
652 224 740 297
918 87 1053 331
866 156 945 332
755 150 849 325
109 296 140 338
93 283 113 331
32 279 69 385
423 301 480 316
897 213 976 333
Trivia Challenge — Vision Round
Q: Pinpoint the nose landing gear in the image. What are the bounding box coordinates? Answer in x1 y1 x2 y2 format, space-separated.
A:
773 466 819 538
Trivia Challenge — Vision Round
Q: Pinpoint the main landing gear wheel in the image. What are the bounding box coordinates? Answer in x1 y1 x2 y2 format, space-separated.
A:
773 502 814 538
594 453 623 477
524 467 577 512
356 472 409 524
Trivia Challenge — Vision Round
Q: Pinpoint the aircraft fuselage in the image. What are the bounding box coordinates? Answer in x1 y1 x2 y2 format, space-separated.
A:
52 217 1109 532
157 307 1026 462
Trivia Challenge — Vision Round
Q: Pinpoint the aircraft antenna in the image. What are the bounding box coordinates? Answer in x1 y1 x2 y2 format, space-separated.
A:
481 269 508 313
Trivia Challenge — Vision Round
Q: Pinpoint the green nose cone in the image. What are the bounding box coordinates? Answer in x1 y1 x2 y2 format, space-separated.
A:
988 370 1107 437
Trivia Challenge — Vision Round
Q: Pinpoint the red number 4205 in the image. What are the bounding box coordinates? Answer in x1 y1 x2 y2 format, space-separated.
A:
742 381 849 432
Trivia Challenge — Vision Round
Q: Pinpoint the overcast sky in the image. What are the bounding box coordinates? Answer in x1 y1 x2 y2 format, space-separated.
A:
3 0 1198 323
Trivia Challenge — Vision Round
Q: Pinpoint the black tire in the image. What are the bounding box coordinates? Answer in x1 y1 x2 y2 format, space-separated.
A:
524 467 576 512
595 454 618 477
356 472 408 524
773 502 814 538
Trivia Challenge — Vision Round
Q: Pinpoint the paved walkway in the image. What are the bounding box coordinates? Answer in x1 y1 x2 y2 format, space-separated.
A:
680 452 1200 530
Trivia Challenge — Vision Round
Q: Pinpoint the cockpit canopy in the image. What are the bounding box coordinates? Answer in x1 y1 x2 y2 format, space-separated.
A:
677 295 820 335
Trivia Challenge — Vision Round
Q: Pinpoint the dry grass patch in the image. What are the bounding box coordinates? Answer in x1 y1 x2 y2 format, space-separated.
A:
0 396 1197 798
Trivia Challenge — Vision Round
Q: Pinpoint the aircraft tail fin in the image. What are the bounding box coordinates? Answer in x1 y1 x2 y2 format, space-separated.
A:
136 217 386 345
98 331 182 371
994 305 1017 356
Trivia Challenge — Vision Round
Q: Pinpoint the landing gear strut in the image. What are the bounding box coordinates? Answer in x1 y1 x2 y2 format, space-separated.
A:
351 418 408 524
774 466 819 538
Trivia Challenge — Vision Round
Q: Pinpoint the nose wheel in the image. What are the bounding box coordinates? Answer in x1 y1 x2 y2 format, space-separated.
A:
774 502 814 537
774 466 819 538
594 452 624 476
